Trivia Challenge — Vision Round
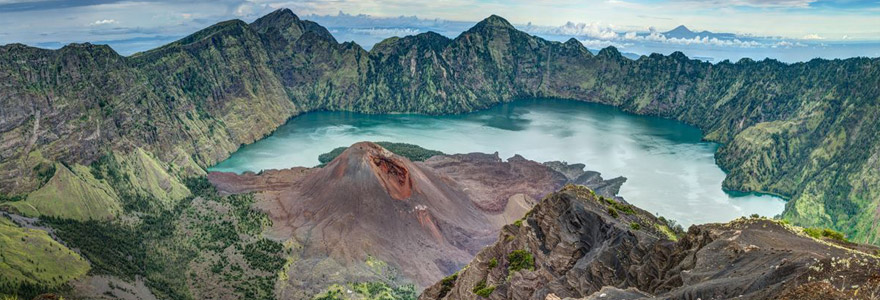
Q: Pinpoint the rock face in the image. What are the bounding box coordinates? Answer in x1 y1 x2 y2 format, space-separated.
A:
207 142 627 298
420 185 880 300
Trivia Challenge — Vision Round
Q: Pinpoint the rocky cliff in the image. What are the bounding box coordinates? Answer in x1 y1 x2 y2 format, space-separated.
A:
420 184 880 300
0 9 878 245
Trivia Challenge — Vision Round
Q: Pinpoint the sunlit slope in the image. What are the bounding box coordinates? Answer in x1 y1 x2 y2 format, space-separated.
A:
0 217 89 293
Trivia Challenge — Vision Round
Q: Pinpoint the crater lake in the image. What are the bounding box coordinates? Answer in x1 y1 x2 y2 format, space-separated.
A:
210 99 785 226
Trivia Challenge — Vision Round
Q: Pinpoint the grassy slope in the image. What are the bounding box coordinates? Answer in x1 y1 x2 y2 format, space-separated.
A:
0 216 89 294
4 163 120 221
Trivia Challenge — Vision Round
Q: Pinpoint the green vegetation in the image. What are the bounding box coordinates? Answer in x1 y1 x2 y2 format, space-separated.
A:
472 279 495 297
0 217 89 299
487 258 498 268
513 219 523 227
39 177 286 300
4 163 121 221
313 282 417 300
601 197 635 215
0 194 25 203
437 272 459 298
40 217 144 278
657 216 686 237
608 208 619 218
318 142 444 166
507 250 535 273
803 227 848 242
88 150 190 213
630 222 641 230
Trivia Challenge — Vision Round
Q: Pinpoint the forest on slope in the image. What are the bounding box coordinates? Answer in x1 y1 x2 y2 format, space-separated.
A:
0 8 877 249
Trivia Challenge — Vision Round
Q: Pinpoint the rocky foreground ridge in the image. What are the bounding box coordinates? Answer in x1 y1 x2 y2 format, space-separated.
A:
1 8 878 244
207 142 627 298
420 185 880 300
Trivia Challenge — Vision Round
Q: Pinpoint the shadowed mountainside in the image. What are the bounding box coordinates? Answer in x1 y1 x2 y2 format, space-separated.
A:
0 9 878 246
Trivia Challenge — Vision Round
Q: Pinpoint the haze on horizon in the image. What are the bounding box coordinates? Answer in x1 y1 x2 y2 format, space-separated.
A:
0 0 878 62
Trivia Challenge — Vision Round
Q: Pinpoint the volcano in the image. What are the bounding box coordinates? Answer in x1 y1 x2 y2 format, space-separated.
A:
208 142 626 297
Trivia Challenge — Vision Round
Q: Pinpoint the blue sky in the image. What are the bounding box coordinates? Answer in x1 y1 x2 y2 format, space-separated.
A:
0 0 877 60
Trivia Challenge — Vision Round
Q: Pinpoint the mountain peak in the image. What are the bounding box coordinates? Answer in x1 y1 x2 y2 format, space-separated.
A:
470 14 514 31
253 8 301 26
669 25 692 33
250 8 337 43
327 141 414 200
597 46 622 59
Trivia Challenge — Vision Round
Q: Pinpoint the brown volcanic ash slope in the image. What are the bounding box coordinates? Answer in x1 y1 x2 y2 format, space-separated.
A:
207 142 626 295
421 185 880 300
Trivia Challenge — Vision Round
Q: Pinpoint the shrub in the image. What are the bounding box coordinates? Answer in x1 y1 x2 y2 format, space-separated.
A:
488 258 498 268
513 219 523 227
437 272 458 298
507 250 535 273
608 208 619 218
749 214 761 219
0 194 25 203
602 197 635 215
472 279 495 297
804 227 847 242
630 222 640 230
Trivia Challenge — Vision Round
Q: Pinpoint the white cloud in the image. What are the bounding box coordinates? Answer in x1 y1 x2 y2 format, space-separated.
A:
350 27 420 36
523 21 619 40
554 22 619 40
91 19 117 25
636 33 764 48
534 22 775 48
770 40 805 48
578 38 631 49
675 0 818 8
801 33 825 40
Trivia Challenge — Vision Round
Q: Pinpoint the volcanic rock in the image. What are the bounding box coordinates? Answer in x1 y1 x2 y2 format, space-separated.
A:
419 184 880 300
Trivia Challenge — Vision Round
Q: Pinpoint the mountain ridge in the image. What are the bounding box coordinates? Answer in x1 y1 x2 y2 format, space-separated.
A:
419 184 880 300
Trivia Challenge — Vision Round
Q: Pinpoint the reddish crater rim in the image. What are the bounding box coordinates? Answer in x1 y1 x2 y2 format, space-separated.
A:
365 146 413 200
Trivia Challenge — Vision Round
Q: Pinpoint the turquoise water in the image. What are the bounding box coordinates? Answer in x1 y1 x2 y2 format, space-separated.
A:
211 99 785 226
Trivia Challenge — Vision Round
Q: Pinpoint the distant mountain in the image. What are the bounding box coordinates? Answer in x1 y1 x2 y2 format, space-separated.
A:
662 24 740 40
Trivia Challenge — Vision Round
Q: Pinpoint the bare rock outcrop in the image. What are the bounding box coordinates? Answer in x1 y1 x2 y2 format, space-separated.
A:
420 185 880 300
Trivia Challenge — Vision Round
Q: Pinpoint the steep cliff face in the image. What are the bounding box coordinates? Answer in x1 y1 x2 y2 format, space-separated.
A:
250 9 369 112
1 9 878 244
420 185 880 300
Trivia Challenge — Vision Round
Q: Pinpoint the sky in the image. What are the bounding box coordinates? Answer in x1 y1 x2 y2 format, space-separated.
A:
0 0 878 61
